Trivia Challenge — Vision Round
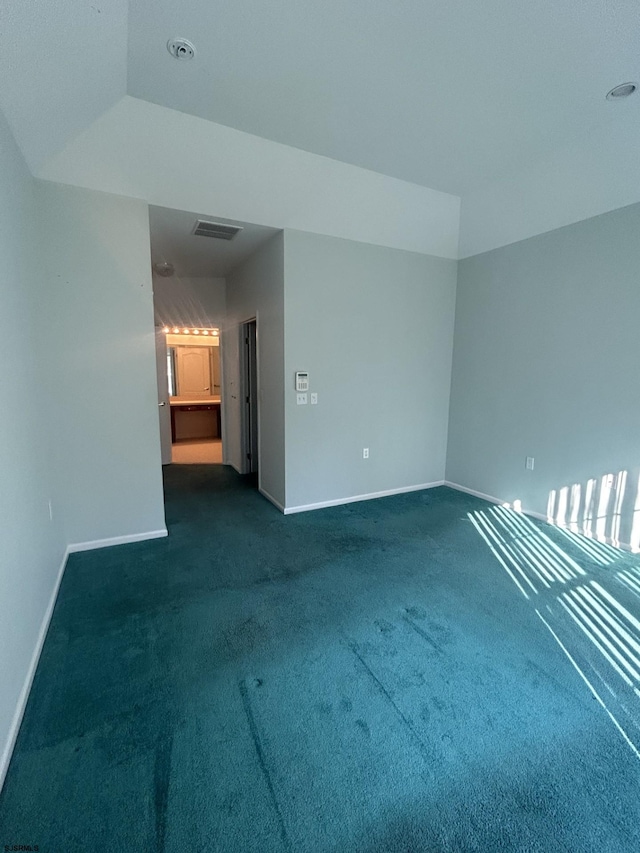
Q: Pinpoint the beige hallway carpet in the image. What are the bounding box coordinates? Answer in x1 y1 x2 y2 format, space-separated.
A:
171 440 223 464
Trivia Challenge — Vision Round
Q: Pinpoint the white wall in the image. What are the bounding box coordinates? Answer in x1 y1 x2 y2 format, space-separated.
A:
225 233 285 506
153 274 226 330
447 202 640 549
0 111 66 788
36 180 166 546
284 229 457 510
39 96 460 260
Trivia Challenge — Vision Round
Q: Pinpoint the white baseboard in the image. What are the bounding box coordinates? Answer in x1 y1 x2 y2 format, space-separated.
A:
444 481 633 552
284 481 445 515
0 545 70 793
444 480 512 508
444 480 549 519
259 487 286 513
68 528 168 554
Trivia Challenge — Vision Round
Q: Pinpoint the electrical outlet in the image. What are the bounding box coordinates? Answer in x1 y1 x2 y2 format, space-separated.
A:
526 456 535 470
363 448 369 459
296 393 308 405
310 393 318 405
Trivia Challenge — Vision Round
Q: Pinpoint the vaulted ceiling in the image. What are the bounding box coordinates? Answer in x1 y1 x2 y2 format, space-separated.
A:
1 0 638 257
127 0 639 196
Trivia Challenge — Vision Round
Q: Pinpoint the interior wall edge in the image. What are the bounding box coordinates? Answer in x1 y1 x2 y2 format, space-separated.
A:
258 487 286 514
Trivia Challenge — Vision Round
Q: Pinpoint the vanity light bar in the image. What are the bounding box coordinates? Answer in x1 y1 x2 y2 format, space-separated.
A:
162 326 219 336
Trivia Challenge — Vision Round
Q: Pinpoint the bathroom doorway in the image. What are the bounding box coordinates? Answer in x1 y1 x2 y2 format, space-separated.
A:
157 326 224 464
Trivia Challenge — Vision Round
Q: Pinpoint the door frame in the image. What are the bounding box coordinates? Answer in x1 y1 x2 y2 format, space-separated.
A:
239 316 260 478
155 325 172 465
155 325 226 467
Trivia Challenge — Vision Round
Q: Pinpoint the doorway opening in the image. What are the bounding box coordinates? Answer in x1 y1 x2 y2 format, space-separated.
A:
148 204 279 492
156 326 223 465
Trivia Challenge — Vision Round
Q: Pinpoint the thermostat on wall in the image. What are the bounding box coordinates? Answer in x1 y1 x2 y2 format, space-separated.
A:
295 372 309 392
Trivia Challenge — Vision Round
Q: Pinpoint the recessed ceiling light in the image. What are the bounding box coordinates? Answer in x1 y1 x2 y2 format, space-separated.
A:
167 38 196 61
606 82 637 101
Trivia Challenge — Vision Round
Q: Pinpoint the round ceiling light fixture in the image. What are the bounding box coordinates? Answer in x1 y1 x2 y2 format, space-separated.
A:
167 38 196 61
606 82 637 101
153 261 175 277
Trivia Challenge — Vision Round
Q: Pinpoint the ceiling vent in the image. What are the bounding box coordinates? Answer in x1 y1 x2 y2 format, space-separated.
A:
192 220 243 241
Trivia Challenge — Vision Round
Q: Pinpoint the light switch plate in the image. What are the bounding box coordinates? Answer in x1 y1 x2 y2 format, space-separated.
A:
296 393 308 405
310 393 318 404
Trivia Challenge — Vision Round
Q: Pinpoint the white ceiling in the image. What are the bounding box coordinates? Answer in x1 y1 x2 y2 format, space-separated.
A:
0 0 127 171
127 0 640 196
149 206 280 277
1 0 639 256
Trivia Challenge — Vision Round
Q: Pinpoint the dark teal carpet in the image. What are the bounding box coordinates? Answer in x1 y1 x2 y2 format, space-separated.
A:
2 466 640 851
